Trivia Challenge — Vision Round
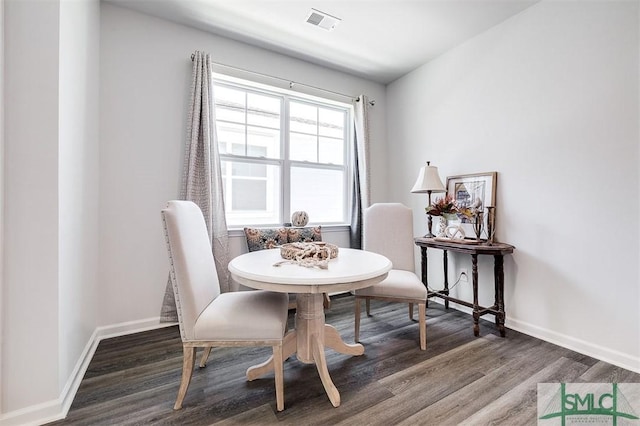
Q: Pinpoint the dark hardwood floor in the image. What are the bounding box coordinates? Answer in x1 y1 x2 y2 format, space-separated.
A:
49 294 639 425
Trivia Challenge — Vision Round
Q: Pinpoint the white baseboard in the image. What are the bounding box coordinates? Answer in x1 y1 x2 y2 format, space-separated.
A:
436 300 640 374
506 317 640 374
0 318 177 426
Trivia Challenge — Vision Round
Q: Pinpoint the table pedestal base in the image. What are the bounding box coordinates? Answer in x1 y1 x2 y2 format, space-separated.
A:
246 293 364 407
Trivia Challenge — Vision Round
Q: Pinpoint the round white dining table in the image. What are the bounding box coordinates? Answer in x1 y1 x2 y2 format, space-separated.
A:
228 247 391 407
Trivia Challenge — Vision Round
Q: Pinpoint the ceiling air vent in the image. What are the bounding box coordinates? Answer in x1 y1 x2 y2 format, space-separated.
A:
305 8 341 31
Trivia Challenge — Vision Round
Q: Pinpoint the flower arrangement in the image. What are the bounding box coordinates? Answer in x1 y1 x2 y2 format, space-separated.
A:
426 194 459 217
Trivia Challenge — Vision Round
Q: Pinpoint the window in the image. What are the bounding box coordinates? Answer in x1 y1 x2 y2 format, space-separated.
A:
214 80 352 228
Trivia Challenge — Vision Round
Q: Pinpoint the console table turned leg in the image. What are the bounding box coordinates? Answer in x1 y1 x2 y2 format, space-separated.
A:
443 250 449 309
494 255 506 337
472 254 480 337
421 247 428 306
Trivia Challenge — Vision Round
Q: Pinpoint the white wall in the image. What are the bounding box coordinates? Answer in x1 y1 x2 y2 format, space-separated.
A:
387 0 639 371
58 0 100 396
98 3 386 326
3 0 61 412
0 0 5 415
2 0 101 419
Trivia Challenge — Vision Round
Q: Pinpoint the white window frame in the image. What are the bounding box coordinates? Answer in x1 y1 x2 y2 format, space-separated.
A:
212 74 353 229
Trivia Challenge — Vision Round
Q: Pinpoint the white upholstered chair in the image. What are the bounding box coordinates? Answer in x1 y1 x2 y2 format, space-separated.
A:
354 203 427 350
162 200 289 411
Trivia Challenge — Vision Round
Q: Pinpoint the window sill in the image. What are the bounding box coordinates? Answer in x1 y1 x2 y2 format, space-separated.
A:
228 224 350 238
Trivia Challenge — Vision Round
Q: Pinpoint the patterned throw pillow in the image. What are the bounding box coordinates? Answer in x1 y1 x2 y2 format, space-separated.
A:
244 227 288 252
287 226 322 243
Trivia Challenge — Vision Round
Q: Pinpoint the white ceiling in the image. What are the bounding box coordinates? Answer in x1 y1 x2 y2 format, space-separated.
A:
106 0 539 84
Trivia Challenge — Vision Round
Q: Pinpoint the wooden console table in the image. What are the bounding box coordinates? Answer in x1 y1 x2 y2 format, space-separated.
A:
414 237 515 337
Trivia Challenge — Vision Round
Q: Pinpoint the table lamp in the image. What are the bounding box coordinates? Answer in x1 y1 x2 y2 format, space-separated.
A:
411 161 446 237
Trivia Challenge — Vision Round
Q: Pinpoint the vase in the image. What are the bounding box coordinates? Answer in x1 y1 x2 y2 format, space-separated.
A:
437 213 458 237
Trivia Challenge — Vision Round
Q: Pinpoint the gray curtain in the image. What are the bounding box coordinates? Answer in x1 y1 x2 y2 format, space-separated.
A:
350 95 371 249
160 50 231 323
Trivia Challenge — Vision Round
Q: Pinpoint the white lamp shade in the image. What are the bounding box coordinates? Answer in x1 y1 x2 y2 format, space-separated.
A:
411 163 446 193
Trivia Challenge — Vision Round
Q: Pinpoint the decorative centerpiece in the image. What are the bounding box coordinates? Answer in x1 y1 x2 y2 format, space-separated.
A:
275 241 338 269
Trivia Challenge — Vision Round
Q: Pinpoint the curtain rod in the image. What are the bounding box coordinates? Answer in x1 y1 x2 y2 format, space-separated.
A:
191 53 375 106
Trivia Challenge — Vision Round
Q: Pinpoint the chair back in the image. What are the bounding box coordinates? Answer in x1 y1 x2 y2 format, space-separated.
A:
162 200 221 341
363 203 416 272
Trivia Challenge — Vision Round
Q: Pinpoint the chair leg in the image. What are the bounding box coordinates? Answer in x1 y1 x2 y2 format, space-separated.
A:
354 297 361 343
199 346 213 368
174 346 196 410
323 293 331 309
409 303 414 320
419 302 427 350
273 344 285 411
366 298 371 316
287 293 296 310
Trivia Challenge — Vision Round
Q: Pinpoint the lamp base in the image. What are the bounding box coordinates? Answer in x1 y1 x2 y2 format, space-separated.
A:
426 213 435 238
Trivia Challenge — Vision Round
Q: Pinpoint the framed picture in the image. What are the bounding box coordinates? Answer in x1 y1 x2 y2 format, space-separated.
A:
446 172 497 239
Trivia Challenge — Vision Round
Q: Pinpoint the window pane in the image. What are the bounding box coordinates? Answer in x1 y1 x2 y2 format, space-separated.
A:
222 160 280 226
318 137 344 165
216 104 245 123
217 122 246 155
291 167 344 223
232 180 266 210
232 162 266 178
246 143 267 158
231 142 245 156
290 132 317 162
290 102 317 134
319 108 344 138
247 126 280 159
214 86 246 123
247 93 280 129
